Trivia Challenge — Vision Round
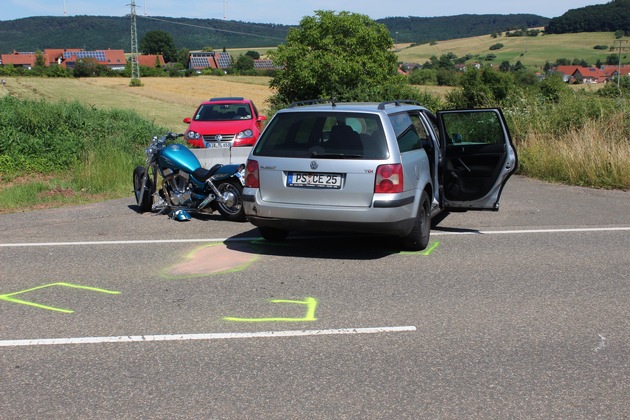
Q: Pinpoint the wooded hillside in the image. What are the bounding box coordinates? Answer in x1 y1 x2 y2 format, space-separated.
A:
545 0 630 34
0 14 548 52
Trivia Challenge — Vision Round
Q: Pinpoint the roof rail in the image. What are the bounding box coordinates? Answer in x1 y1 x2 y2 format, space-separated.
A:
287 99 335 108
210 97 245 101
377 100 421 110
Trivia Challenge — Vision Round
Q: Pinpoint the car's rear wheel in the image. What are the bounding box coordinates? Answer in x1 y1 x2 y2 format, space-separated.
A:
401 191 431 251
259 226 289 242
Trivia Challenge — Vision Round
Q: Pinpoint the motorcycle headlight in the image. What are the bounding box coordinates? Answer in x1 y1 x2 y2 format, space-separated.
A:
186 131 201 140
236 129 254 139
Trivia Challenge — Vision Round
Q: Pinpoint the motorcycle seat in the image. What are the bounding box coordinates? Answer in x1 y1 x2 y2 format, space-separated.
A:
192 164 222 182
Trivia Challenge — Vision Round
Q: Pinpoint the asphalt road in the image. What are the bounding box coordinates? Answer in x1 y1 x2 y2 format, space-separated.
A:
1 176 629 418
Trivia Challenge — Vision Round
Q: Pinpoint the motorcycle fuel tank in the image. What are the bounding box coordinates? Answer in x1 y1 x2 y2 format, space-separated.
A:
158 144 202 173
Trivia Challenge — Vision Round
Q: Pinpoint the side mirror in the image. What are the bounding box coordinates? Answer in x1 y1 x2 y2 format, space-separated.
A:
257 115 267 122
183 117 192 124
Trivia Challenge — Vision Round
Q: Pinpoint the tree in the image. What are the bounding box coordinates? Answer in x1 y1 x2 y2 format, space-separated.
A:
513 61 526 72
408 68 437 85
73 57 101 77
177 47 190 68
140 30 177 63
245 50 260 60
234 54 255 71
446 67 518 108
33 50 47 76
268 10 409 107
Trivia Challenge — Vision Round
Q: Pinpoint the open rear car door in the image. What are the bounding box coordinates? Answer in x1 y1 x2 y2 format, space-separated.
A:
437 109 517 211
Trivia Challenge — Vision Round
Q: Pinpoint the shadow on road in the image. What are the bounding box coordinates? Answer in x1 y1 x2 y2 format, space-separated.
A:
224 229 407 261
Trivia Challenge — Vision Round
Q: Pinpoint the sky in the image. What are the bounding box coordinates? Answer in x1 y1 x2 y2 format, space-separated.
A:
2 0 613 24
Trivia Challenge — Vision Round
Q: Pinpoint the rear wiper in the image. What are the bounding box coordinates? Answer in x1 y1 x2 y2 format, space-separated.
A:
310 152 363 159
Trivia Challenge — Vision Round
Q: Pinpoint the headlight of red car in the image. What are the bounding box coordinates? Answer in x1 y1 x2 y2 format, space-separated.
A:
235 129 254 139
186 131 201 140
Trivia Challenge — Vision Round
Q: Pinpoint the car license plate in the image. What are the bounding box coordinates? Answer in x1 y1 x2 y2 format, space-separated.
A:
205 142 231 148
287 172 342 189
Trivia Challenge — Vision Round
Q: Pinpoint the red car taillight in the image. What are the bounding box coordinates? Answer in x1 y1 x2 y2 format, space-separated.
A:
245 159 260 188
375 164 403 193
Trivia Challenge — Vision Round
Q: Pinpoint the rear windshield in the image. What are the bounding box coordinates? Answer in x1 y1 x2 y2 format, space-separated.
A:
253 112 389 159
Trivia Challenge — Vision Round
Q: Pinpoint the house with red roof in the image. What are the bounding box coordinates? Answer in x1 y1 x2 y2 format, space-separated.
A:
573 67 608 84
137 54 166 67
1 48 165 72
188 51 233 71
60 49 128 71
44 48 83 66
551 65 622 84
0 51 42 69
602 64 630 78
551 66 582 83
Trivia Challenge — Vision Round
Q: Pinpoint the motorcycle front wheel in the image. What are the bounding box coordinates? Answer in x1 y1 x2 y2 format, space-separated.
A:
216 179 246 222
133 166 154 212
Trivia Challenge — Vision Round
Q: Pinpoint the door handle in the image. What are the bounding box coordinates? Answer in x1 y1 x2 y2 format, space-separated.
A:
457 158 471 173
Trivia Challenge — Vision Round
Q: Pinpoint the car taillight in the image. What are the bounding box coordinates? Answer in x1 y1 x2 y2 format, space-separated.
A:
375 164 403 193
245 159 260 188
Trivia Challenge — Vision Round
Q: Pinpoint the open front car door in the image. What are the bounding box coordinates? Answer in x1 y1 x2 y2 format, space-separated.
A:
437 108 517 211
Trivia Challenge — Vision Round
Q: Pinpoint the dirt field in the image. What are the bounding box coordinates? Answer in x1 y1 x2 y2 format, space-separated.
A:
2 76 274 132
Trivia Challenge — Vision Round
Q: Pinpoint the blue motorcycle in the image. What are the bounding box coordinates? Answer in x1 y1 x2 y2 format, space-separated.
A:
133 133 246 221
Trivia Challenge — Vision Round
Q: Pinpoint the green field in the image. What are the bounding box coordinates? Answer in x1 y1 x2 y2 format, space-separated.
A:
396 32 628 66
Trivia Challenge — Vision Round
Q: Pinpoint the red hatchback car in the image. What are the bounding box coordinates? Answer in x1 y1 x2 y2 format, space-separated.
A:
184 97 267 148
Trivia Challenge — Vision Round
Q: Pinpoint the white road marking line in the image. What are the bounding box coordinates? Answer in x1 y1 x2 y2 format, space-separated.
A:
0 326 417 347
432 226 630 235
1 227 629 247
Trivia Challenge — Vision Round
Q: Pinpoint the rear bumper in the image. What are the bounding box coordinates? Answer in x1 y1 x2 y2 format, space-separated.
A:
243 191 416 237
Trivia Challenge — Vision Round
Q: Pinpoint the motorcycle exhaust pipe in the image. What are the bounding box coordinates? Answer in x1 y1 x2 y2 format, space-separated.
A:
198 178 227 210
198 193 216 210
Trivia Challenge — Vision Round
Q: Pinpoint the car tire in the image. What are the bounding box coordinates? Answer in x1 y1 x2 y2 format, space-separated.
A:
259 227 289 242
401 190 431 251
133 166 154 213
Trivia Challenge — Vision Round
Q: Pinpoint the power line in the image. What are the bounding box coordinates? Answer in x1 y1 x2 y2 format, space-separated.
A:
139 15 287 42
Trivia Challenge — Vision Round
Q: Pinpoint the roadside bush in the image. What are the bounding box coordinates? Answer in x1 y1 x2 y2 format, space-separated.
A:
0 96 167 193
598 75 630 98
446 67 519 108
408 68 438 86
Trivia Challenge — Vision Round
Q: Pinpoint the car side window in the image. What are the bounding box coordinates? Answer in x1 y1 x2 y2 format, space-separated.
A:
442 111 504 145
421 111 441 148
390 112 421 153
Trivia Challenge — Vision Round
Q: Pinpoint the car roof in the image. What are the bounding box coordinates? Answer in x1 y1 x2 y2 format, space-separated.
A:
278 100 428 115
202 97 252 104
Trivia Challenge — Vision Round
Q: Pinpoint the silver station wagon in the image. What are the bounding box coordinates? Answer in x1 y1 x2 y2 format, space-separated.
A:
243 100 517 250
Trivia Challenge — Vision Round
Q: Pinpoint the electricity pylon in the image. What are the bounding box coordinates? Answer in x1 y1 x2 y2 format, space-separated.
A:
129 0 141 83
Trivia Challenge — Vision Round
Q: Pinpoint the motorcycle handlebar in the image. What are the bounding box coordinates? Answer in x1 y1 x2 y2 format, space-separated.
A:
165 132 184 140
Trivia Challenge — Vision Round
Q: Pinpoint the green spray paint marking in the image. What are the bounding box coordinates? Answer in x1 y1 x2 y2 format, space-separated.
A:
224 297 318 323
0 282 120 313
400 241 440 256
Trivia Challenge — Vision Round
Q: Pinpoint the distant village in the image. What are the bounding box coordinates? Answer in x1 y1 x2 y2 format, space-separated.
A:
1 47 629 83
0 48 276 72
